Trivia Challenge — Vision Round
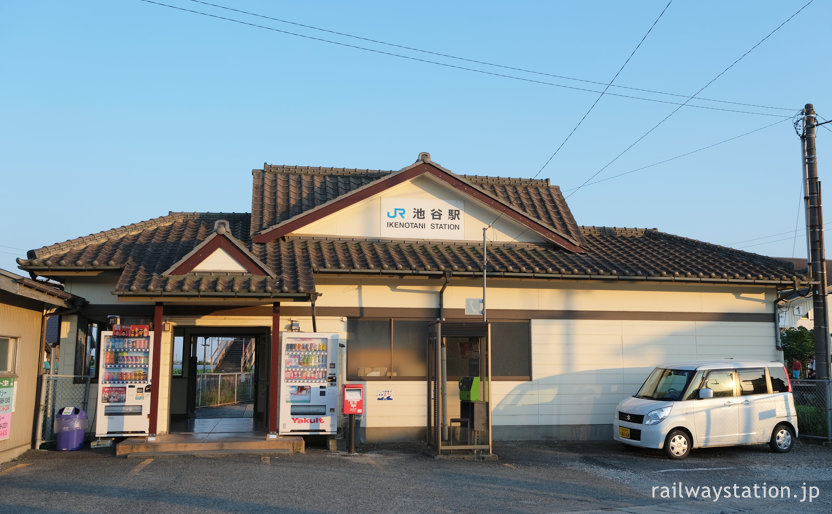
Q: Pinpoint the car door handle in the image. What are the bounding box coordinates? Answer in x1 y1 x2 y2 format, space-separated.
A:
742 400 751 405
724 401 734 406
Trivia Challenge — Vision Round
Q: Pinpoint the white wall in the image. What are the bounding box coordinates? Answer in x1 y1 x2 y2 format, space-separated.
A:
487 319 779 428
293 175 548 244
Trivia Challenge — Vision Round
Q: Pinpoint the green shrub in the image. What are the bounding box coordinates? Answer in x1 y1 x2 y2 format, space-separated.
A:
796 404 829 436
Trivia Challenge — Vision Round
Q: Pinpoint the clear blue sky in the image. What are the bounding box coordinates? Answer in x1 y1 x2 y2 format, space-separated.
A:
2 1 830 274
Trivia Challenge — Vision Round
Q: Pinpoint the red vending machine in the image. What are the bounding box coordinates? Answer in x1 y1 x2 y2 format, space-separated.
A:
95 325 153 436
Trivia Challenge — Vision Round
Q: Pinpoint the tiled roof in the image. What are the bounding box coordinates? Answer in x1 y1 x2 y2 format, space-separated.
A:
250 162 584 246
19 212 313 298
461 174 582 245
251 165 390 236
18 159 810 298
271 229 803 284
18 213 807 297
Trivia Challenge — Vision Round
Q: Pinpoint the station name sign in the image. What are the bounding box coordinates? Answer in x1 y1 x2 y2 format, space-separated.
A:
380 198 465 240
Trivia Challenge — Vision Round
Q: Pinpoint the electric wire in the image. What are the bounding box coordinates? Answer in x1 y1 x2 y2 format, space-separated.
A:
532 0 673 180
185 0 795 114
561 118 789 191
138 0 792 118
0 244 28 251
564 0 815 200
486 0 672 233
737 233 814 250
817 115 832 134
792 184 803 258
730 228 806 247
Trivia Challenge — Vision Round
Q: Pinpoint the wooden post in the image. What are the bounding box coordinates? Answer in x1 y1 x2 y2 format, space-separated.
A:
148 303 163 437
269 302 281 434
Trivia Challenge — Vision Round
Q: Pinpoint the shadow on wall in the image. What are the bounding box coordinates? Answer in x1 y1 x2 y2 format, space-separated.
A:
492 319 783 441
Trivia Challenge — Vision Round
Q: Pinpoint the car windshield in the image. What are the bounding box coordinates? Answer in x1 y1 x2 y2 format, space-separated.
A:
635 368 696 401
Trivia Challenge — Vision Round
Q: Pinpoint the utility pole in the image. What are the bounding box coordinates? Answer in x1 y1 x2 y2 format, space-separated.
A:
801 103 831 380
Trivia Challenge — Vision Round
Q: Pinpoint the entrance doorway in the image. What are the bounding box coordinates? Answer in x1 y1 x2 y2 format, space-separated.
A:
427 321 493 456
170 328 270 434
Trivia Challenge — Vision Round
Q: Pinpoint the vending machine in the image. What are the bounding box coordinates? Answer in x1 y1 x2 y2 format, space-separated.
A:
95 325 153 437
278 332 339 435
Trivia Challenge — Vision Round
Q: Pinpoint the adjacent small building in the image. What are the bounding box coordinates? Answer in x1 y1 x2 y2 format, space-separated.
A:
16 153 808 442
0 268 83 462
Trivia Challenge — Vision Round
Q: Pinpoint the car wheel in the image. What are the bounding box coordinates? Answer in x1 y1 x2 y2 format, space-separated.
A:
664 429 691 460
770 424 794 453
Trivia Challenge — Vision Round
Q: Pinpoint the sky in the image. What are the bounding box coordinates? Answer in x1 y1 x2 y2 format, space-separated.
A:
2 0 831 275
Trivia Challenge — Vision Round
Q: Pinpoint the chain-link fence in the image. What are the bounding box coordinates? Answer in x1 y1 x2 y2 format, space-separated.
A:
791 379 832 440
196 372 254 408
38 375 94 446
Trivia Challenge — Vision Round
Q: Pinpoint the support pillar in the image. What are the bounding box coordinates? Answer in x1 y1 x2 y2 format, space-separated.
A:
268 302 281 435
148 302 163 438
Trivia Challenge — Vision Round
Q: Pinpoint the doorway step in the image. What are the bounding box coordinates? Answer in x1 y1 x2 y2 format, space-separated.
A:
115 433 303 457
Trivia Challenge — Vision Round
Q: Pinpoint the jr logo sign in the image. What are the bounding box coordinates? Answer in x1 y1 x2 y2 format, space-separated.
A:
386 208 406 219
380 198 464 240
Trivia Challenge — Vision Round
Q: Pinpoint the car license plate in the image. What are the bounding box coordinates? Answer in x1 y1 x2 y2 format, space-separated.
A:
619 426 631 439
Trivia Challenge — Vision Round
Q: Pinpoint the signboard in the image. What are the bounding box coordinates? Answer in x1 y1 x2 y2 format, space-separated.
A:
380 199 464 240
0 377 13 441
0 413 9 440
0 377 14 414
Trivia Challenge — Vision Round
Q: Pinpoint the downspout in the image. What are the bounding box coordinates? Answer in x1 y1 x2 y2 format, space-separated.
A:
311 293 319 332
774 296 784 351
439 270 451 441
438 270 451 321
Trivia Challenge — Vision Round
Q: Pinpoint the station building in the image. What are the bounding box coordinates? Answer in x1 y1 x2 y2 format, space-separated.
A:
17 153 806 442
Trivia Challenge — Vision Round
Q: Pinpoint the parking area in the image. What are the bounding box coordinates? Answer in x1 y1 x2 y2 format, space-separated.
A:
1 438 831 512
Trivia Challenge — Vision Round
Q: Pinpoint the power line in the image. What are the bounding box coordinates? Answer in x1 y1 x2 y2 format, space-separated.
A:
729 227 810 247
532 0 673 180
817 114 832 134
486 0 672 234
565 0 815 199
561 118 790 191
138 0 793 118
792 183 804 258
738 234 810 250
186 0 795 114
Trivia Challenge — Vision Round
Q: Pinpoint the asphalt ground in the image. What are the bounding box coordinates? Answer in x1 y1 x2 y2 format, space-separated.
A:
1 438 831 513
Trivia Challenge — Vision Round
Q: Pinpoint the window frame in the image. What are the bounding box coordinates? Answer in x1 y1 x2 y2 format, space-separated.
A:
737 367 768 396
700 369 737 398
74 319 103 381
0 336 18 376
346 318 531 382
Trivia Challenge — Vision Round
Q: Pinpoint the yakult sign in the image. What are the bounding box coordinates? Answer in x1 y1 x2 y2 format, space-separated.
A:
380 198 465 240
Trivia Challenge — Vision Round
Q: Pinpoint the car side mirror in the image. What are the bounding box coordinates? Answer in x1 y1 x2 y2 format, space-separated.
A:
699 388 713 399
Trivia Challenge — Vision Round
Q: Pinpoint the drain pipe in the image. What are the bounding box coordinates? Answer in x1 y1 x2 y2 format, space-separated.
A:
438 270 451 321
311 293 319 332
774 296 784 352
438 270 451 441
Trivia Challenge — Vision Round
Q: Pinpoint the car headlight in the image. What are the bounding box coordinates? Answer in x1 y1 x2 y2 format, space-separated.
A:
644 406 671 425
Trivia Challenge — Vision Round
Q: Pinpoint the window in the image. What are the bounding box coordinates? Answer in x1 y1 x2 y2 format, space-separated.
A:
392 320 429 379
738 368 767 396
702 370 735 398
769 366 791 393
74 319 102 379
0 337 17 375
347 319 392 380
491 322 531 380
346 319 531 381
635 368 697 401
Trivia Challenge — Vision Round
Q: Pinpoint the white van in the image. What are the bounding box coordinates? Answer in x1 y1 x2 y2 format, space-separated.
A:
614 360 797 459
